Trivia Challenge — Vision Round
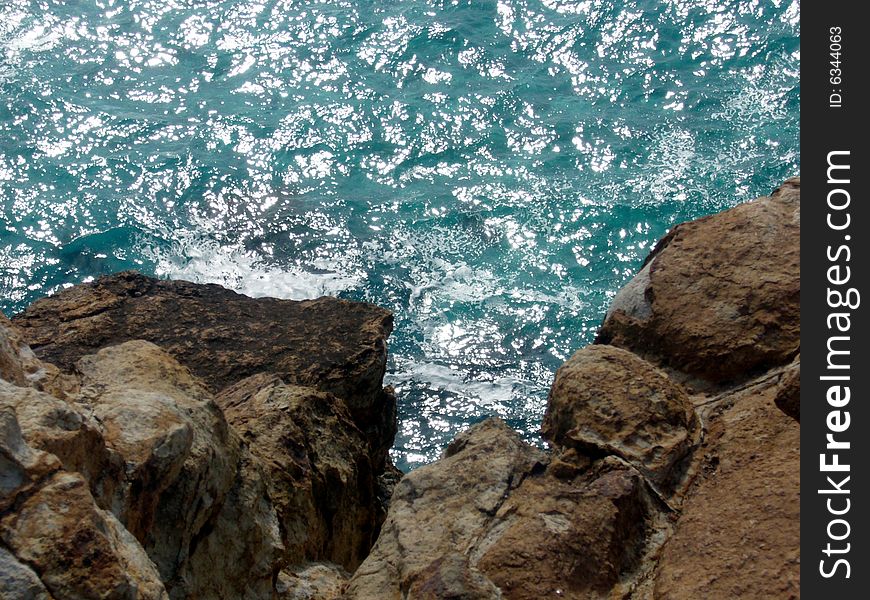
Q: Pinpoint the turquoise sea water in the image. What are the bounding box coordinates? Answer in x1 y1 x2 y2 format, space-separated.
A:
1 0 799 471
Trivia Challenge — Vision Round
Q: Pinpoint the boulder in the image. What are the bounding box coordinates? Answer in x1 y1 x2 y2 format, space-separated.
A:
345 418 664 600
0 404 61 514
344 418 546 599
182 451 284 600
75 340 283 599
4 273 400 598
597 178 800 382
1 470 169 600
216 374 380 570
475 457 657 600
12 271 396 462
76 341 240 566
542 345 699 493
0 404 168 599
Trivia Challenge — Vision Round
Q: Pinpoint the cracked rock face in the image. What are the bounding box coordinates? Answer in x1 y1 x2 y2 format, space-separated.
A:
2 471 170 600
652 370 800 598
345 419 666 600
542 344 700 493
0 545 52 600
0 280 395 600
12 271 396 464
0 379 119 506
276 561 351 600
1 293 394 599
405 552 501 600
597 177 800 383
217 373 381 571
0 404 168 600
475 458 657 600
72 340 285 600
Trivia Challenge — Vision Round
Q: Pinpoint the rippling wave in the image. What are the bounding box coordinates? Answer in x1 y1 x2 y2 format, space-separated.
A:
0 0 799 470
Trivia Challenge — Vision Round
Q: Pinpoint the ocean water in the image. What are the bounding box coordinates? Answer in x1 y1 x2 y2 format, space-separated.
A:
1 0 799 471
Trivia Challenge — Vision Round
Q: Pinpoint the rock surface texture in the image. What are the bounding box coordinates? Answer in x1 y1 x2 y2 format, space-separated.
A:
542 344 699 493
2 279 396 599
597 177 800 383
216 374 381 570
1 178 799 599
344 178 801 599
13 272 396 463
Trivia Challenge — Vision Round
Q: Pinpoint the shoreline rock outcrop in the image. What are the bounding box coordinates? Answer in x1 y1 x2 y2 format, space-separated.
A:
12 272 397 467
343 177 801 599
1 177 800 599
542 344 700 495
2 276 397 599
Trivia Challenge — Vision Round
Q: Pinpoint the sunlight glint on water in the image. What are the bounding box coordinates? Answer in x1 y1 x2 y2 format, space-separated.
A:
0 0 799 470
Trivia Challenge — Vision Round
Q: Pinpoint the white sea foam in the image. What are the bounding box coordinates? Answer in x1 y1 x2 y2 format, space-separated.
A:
139 233 362 300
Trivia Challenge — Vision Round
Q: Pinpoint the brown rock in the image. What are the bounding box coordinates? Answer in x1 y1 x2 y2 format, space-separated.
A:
12 271 396 461
76 341 240 564
597 178 800 382
1 320 99 486
0 380 118 506
0 404 61 513
774 356 800 422
0 315 75 399
276 562 350 600
75 341 283 599
6 274 402 597
406 553 501 600
216 374 379 570
183 451 284 600
1 402 166 599
346 418 664 600
542 345 699 493
0 315 28 387
344 418 546 599
1 470 168 600
652 371 800 599
0 545 52 600
476 458 656 599
0 337 285 599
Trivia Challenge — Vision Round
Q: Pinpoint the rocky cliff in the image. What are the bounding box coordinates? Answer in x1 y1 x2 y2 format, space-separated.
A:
345 177 800 599
1 178 799 599
2 278 396 599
